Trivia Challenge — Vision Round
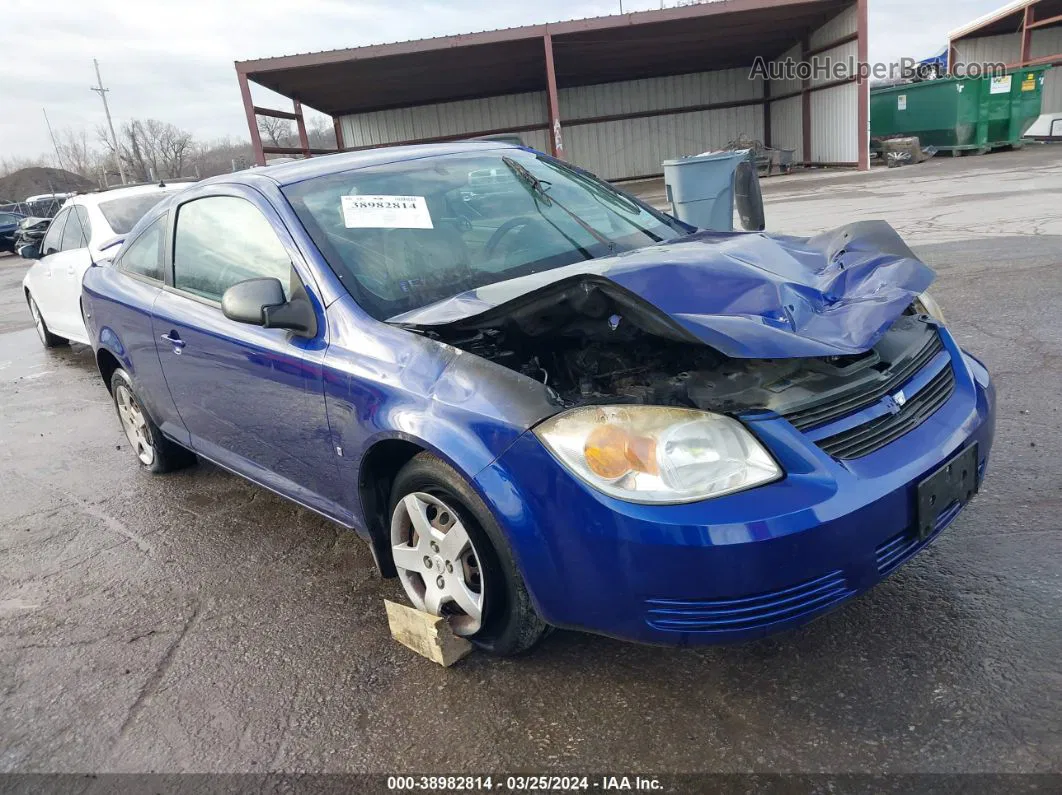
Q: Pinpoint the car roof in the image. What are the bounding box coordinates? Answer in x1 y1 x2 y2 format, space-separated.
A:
229 141 523 187
68 182 190 209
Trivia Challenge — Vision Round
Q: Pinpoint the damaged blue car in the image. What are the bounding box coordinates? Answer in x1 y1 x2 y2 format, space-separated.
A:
82 143 995 654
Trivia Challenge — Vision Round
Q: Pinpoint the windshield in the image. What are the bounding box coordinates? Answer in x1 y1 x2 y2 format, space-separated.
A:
282 149 687 320
99 192 171 235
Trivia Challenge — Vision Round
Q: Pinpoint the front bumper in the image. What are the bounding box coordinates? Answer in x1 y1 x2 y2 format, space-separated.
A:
474 335 996 646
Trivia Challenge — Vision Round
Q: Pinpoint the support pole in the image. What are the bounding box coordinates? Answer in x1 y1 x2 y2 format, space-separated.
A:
91 59 127 185
801 37 812 165
238 70 266 166
856 0 870 171
1021 5 1034 65
333 117 346 151
763 78 772 149
294 100 311 158
543 33 564 158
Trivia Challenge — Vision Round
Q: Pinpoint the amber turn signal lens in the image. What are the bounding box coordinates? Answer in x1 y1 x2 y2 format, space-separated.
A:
583 424 660 480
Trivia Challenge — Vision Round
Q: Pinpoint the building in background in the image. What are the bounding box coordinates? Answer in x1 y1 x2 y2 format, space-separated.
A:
235 0 869 179
948 0 1062 116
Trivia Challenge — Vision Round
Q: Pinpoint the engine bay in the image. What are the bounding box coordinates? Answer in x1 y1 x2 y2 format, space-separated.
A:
422 287 939 418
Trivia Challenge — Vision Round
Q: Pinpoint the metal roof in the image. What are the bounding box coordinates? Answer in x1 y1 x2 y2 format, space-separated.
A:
948 0 1062 41
237 0 851 116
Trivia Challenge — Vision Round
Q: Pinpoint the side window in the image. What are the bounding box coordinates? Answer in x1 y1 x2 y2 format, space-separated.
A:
41 210 69 256
75 207 92 245
173 196 292 303
60 208 87 251
116 217 165 282
0 213 15 225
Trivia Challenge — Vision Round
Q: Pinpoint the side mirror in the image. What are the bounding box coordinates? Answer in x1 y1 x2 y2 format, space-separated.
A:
733 160 766 232
221 277 316 336
17 243 41 260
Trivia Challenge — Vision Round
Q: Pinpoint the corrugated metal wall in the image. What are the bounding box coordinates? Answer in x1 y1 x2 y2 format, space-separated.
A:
768 43 803 155
810 83 859 162
560 69 765 180
339 91 547 148
809 7 859 163
1031 28 1062 113
810 5 857 50
953 33 1022 67
766 6 860 164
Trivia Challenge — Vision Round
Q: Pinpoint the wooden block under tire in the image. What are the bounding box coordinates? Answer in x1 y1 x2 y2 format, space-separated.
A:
384 599 473 667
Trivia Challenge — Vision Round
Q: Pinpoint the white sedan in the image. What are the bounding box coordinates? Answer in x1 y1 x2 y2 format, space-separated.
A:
21 183 189 347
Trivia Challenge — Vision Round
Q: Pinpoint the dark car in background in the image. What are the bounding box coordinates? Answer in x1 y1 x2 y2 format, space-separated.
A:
0 210 26 252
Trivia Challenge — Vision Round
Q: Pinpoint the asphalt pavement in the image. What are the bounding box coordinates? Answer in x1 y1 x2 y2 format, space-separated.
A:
1 146 1061 777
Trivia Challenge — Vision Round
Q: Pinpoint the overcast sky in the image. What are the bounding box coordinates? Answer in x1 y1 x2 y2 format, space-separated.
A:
1 0 1009 160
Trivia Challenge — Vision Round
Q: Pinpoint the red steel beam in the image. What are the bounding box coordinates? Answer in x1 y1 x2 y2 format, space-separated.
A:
1021 5 1034 64
253 105 300 121
238 70 266 167
1028 12 1062 29
763 78 772 149
262 146 336 155
543 33 564 158
294 99 311 157
857 0 869 171
801 36 812 164
333 118 346 151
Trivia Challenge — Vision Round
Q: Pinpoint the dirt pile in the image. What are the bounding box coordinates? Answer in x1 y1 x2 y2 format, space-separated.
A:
0 167 95 203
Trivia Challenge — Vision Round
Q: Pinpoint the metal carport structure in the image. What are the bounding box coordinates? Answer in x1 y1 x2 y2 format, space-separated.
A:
235 0 869 178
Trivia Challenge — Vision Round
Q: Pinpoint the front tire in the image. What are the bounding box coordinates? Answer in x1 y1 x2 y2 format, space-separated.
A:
110 368 196 474
388 453 549 656
27 294 66 348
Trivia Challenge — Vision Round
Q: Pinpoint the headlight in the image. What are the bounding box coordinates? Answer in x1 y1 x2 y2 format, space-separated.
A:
913 291 945 324
533 406 781 504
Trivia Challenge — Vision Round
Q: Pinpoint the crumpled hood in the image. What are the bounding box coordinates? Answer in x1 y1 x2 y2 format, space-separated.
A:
388 220 935 359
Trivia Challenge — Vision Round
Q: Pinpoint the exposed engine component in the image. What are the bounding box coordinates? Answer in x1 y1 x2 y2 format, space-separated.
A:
427 284 937 417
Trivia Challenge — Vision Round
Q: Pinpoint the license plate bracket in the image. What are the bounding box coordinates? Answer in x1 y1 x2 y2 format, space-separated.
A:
915 444 979 540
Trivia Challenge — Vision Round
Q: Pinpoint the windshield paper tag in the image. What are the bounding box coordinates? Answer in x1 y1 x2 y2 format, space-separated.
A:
341 195 434 229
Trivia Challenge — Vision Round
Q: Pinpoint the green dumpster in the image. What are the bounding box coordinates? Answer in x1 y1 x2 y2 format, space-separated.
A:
871 67 1050 153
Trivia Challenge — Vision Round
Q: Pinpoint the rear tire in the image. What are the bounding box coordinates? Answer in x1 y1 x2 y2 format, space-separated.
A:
110 368 196 474
388 453 549 656
27 294 66 348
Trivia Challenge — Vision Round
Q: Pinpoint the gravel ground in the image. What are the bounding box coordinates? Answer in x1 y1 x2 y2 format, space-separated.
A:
1 146 1061 778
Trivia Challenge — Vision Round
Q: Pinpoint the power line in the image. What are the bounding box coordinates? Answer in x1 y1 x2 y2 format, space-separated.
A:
90 58 127 185
42 109 67 174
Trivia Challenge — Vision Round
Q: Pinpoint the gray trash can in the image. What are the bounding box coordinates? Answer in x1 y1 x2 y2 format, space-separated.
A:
663 149 751 231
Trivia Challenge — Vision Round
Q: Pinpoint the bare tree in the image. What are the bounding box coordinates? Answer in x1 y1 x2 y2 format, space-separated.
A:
55 129 103 178
306 115 337 150
98 118 195 181
258 116 294 148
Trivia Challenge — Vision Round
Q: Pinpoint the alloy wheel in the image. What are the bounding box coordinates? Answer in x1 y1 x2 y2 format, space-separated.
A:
115 384 155 466
29 299 46 345
390 491 485 636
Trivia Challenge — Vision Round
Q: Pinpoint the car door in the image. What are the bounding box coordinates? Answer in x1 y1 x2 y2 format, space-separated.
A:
49 205 94 342
30 209 74 329
96 214 189 444
151 186 343 519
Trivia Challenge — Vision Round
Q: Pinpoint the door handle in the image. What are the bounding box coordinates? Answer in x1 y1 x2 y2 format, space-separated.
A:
160 332 186 353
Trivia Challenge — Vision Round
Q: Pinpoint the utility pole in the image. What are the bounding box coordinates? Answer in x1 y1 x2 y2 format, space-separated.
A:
42 109 67 173
91 58 126 185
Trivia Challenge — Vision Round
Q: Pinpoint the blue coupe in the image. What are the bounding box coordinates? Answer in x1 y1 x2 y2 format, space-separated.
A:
82 143 995 654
